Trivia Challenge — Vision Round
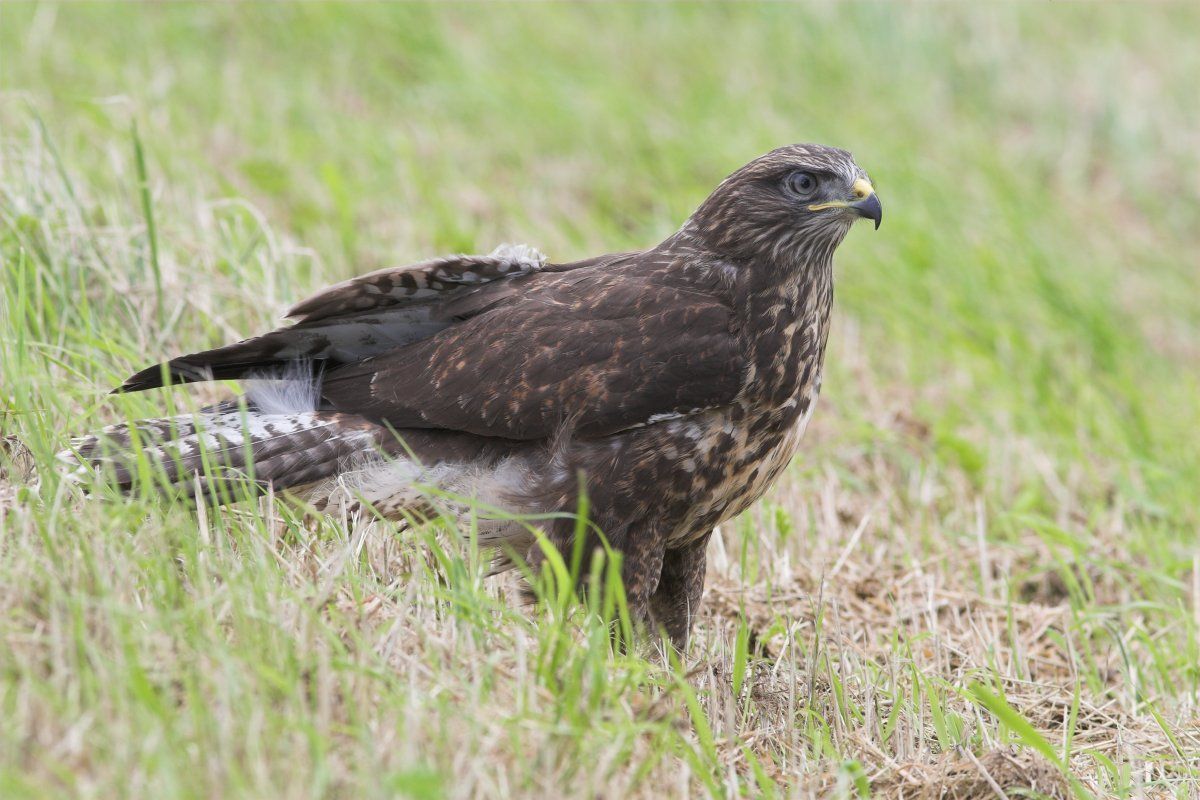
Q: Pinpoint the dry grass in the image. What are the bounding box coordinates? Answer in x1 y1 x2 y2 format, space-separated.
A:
686 357 1199 796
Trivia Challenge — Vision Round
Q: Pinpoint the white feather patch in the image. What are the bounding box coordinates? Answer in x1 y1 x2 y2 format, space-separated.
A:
305 452 540 555
245 361 321 415
488 242 547 271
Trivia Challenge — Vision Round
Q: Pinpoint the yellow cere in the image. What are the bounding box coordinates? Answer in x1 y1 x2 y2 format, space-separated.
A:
852 178 874 199
807 178 875 212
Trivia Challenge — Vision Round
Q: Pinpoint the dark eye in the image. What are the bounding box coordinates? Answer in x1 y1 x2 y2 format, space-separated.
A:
785 171 818 197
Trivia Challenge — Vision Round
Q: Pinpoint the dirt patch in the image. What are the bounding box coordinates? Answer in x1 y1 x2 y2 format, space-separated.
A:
875 748 1068 799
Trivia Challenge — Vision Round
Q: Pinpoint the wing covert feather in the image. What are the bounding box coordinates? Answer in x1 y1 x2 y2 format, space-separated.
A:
286 244 548 324
320 271 745 439
116 245 556 393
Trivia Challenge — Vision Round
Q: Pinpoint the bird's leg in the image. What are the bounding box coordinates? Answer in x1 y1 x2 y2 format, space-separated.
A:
520 517 668 651
649 531 712 652
616 529 666 638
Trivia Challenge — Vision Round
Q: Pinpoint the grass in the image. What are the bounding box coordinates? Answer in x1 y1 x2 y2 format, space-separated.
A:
2 2 1199 797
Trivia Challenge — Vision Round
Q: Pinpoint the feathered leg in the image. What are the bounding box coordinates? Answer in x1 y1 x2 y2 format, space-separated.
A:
619 528 666 628
520 513 670 651
650 532 711 651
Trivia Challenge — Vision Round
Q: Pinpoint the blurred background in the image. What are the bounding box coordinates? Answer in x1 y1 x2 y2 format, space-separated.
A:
2 3 1199 797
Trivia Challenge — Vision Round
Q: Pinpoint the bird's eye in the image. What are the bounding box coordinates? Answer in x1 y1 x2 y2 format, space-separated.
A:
785 171 818 197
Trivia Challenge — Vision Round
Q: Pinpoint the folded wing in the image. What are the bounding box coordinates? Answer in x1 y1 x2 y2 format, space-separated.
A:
114 245 553 393
319 267 745 440
112 244 744 442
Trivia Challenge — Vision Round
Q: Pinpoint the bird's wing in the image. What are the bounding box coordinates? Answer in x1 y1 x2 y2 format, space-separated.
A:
285 244 549 324
319 267 745 440
114 245 630 393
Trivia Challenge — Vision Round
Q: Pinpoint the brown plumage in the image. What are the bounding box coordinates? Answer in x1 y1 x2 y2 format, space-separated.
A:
62 144 882 649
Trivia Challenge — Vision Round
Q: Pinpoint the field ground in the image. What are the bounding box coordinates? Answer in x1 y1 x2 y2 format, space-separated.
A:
2 4 1199 798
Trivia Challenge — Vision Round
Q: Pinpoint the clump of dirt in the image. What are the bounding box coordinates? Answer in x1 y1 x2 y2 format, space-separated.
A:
1 435 37 512
1 435 37 483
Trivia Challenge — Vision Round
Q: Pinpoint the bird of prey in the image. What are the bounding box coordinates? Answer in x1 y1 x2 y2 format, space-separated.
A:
62 143 881 648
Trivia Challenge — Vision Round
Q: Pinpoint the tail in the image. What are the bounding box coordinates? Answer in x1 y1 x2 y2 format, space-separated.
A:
58 400 387 497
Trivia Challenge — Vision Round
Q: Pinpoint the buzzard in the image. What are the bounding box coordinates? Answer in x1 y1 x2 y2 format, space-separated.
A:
63 144 881 648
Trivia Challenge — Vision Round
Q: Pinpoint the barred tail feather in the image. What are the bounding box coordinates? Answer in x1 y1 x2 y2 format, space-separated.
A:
58 403 385 497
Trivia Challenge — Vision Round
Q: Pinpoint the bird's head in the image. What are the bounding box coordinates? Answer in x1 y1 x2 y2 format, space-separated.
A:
683 143 881 269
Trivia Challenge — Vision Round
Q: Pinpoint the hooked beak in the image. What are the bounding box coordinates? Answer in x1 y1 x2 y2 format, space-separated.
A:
849 178 882 230
806 177 882 230
850 192 882 230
